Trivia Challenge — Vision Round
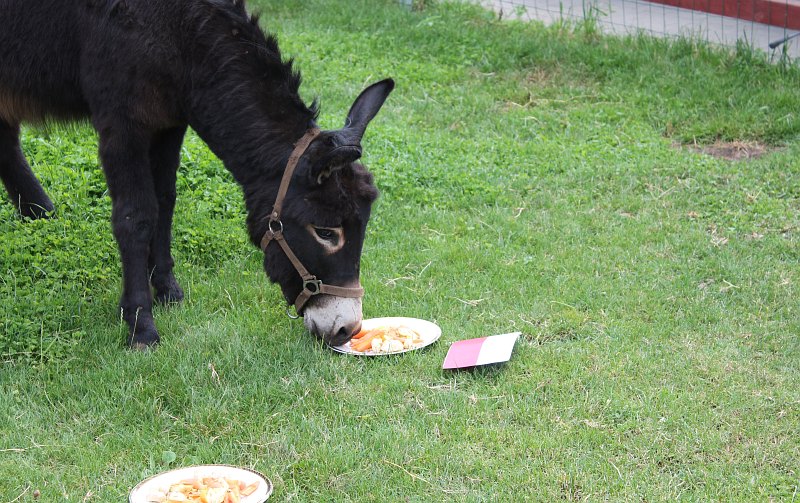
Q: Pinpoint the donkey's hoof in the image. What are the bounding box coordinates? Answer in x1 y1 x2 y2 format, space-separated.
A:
155 284 184 305
129 341 155 352
127 329 160 350
19 201 55 220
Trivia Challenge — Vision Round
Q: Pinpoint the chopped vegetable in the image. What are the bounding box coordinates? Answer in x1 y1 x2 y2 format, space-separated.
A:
351 327 372 339
146 477 258 503
349 325 424 353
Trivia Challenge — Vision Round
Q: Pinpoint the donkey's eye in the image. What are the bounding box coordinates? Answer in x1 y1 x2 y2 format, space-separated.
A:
314 227 336 241
307 225 345 253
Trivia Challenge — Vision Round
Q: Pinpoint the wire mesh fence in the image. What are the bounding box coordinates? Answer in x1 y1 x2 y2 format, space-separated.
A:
478 0 800 58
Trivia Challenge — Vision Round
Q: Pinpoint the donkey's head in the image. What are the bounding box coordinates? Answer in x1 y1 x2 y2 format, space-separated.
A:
256 79 393 346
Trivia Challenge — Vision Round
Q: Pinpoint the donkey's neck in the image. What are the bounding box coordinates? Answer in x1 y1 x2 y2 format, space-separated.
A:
181 3 316 186
187 79 311 185
180 0 318 247
185 63 318 247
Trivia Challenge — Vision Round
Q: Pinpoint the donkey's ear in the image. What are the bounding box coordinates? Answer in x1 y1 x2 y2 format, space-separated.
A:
299 80 393 186
343 79 395 139
311 145 363 185
300 133 364 186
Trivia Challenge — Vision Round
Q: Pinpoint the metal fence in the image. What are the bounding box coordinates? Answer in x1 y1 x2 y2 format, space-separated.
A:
431 0 800 59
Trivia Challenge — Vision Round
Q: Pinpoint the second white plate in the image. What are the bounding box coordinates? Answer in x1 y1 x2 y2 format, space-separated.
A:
129 464 272 502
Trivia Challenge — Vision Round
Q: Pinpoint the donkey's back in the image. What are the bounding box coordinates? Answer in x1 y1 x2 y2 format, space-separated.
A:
0 0 185 125
0 1 85 122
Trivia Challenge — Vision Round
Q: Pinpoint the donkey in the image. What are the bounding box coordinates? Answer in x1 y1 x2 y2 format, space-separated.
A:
0 0 393 349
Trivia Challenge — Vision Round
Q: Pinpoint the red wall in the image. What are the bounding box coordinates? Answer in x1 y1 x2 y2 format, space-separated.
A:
645 0 800 30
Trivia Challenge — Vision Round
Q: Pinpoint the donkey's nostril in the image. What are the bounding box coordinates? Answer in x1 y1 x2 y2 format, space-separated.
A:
329 325 351 346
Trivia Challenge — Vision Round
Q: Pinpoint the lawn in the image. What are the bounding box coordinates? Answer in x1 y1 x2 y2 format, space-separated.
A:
1 0 799 500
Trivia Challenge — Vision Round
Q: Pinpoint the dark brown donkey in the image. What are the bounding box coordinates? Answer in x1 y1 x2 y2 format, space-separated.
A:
0 0 393 348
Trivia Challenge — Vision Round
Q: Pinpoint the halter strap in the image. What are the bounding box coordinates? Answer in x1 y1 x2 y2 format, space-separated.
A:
260 128 364 314
270 128 321 221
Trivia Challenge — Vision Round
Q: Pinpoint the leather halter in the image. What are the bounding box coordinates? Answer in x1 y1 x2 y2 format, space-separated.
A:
260 128 364 315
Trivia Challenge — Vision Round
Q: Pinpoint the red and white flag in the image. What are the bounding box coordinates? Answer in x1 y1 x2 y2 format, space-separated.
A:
442 332 521 370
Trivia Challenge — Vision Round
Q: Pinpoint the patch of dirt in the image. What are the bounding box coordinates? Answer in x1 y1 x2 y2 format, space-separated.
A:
686 140 775 161
523 68 558 86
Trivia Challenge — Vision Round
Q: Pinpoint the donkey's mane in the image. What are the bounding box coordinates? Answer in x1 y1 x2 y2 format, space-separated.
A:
187 0 319 126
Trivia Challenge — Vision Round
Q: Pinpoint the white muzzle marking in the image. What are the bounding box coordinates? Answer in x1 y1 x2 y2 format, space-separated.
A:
303 295 363 340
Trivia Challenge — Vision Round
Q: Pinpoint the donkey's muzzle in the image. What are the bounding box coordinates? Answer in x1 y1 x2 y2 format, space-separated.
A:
302 295 363 346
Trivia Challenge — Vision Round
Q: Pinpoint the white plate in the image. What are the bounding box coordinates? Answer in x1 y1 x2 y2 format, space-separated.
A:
129 465 272 502
330 317 441 356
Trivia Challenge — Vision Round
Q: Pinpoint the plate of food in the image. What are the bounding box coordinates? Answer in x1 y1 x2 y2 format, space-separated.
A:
330 317 441 356
129 465 272 503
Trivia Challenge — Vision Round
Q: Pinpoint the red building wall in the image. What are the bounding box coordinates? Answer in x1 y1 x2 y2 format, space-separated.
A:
645 0 800 30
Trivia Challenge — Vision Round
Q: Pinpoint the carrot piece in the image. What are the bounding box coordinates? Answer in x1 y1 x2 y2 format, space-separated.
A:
351 328 369 340
350 328 385 351
351 338 374 352
351 327 381 342
351 332 383 352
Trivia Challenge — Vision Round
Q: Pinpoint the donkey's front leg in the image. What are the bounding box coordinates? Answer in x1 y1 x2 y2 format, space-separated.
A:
148 126 187 305
98 125 160 348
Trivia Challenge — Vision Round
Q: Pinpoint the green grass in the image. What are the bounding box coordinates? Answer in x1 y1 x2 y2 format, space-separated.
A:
1 0 799 500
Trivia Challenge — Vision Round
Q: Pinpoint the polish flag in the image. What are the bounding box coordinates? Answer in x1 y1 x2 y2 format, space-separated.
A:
442 332 521 370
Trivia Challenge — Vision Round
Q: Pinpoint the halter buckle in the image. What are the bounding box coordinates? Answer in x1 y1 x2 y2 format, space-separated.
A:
303 278 323 295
